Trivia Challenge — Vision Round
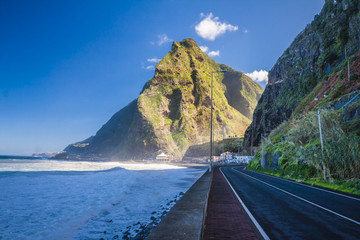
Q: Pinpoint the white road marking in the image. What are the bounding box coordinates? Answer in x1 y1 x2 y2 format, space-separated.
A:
234 168 360 226
219 168 271 240
244 169 360 201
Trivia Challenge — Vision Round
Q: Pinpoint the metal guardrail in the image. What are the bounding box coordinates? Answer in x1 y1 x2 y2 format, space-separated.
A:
340 92 360 110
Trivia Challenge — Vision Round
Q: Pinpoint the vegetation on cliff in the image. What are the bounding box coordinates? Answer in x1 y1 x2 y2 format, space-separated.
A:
246 0 360 194
244 0 360 148
61 38 263 160
248 107 360 195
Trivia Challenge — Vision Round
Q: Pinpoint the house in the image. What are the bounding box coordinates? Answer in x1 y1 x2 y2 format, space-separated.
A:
156 152 173 161
233 155 254 164
220 152 233 160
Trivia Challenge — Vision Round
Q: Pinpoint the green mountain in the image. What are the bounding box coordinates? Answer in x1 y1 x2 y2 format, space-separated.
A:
61 38 263 160
244 0 360 149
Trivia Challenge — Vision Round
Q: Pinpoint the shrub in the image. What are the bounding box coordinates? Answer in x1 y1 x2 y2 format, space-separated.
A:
268 120 289 143
350 73 359 81
260 109 360 180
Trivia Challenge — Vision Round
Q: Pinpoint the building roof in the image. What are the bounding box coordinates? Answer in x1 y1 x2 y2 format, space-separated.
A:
157 152 168 157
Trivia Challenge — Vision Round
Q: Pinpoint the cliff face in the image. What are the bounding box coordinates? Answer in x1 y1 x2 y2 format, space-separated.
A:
244 0 360 148
63 38 263 160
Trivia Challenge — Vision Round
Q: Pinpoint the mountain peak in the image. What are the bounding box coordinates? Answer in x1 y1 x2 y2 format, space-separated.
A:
60 38 263 161
179 38 198 48
171 38 201 53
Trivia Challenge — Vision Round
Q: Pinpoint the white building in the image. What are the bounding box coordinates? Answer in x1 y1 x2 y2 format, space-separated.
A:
156 152 173 161
233 155 254 164
220 152 234 160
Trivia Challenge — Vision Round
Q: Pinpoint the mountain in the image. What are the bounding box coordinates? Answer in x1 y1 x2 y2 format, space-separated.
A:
244 0 360 149
60 38 263 160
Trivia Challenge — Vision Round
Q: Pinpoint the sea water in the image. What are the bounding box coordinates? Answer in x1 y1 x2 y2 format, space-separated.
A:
0 157 206 239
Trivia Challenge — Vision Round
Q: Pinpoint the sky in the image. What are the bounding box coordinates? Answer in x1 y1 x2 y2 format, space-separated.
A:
0 0 324 155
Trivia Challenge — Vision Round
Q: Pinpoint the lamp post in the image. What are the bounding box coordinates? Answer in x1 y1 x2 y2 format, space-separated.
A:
209 69 227 172
217 116 225 154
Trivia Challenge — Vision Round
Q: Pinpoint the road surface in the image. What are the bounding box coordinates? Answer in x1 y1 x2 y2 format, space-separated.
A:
221 166 360 240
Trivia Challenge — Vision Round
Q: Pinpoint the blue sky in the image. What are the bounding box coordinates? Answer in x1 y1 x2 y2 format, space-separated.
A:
0 0 324 155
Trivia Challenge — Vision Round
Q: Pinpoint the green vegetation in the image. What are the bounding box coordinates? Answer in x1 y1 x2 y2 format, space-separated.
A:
246 166 360 196
86 37 263 160
137 38 263 158
248 109 360 195
244 0 360 196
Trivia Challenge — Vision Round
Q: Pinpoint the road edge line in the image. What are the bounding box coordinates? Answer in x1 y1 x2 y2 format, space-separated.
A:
219 167 270 240
235 169 360 226
244 169 360 201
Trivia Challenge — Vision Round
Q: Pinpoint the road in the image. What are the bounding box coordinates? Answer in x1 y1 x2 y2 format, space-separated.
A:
221 166 360 240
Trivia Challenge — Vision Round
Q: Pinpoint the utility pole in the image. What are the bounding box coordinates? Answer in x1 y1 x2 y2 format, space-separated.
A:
209 70 227 172
251 115 255 156
222 125 225 153
209 72 214 173
348 55 350 81
345 48 350 81
213 122 215 164
318 110 326 180
261 135 264 168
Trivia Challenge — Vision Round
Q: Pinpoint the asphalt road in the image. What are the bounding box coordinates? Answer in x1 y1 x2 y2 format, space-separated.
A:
221 166 360 240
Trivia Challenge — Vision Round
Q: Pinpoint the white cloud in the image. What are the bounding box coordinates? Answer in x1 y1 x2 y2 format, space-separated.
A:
195 13 238 41
199 45 219 57
245 70 269 84
199 45 209 53
157 34 172 46
208 50 220 57
145 65 155 70
147 58 161 63
243 29 249 34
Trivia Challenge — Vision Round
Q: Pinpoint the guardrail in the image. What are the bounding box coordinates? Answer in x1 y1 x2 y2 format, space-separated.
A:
213 160 251 166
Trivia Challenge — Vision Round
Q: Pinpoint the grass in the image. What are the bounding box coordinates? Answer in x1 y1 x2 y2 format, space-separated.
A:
248 166 360 196
304 179 360 196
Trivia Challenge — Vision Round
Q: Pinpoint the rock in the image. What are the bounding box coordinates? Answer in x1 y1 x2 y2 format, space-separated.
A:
244 0 360 149
262 151 281 168
59 38 263 161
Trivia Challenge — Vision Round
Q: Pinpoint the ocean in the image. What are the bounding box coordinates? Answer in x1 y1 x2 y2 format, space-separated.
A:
0 156 206 239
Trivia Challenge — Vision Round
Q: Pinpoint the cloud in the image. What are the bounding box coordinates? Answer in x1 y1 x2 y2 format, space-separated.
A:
195 13 238 41
145 65 155 70
147 58 161 63
199 45 209 53
208 50 220 57
157 34 172 46
243 29 249 34
199 45 219 57
245 70 269 84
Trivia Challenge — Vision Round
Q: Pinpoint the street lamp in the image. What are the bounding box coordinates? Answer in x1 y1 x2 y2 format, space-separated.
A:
209 69 227 173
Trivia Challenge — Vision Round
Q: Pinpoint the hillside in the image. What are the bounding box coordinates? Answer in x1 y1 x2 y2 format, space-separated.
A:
245 0 360 192
60 38 263 160
244 0 360 149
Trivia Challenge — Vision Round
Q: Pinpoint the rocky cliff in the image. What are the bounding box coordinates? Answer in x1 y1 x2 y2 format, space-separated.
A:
244 0 360 149
61 38 263 160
